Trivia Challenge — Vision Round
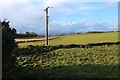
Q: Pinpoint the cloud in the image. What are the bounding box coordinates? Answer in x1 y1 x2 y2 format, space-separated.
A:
43 0 67 8
78 6 101 11
47 20 117 35
107 22 118 30
61 22 78 26
83 20 97 27
106 0 119 2
32 0 119 2
1 0 117 9
1 0 30 9
34 0 120 2
0 0 117 35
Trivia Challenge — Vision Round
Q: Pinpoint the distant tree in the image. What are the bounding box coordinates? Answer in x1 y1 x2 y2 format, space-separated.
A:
1 19 17 78
86 31 104 34
17 31 38 38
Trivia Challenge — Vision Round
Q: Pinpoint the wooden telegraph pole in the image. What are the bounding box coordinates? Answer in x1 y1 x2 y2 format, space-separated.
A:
44 7 49 46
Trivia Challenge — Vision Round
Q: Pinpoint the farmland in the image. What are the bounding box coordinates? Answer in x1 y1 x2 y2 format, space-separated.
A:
8 32 119 78
18 32 119 48
2 1 119 79
12 44 119 78
15 36 59 43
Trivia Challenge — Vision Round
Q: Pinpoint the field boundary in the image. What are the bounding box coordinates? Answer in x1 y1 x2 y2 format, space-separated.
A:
15 37 59 43
14 41 120 56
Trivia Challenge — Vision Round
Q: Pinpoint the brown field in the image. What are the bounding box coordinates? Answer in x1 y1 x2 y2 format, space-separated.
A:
15 36 59 43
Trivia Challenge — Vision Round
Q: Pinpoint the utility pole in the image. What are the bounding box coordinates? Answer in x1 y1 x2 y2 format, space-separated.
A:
44 7 49 46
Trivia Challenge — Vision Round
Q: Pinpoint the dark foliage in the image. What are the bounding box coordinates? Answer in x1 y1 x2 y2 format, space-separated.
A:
86 31 105 33
17 32 38 38
1 20 17 78
13 42 120 57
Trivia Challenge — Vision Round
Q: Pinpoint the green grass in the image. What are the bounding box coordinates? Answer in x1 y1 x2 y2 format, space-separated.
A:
14 45 119 78
10 32 119 78
18 32 119 48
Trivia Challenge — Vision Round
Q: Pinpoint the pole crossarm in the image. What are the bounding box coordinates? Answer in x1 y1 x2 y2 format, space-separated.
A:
44 7 49 11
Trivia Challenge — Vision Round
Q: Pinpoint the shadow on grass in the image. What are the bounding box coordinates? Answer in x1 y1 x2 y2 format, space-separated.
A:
14 42 120 57
4 63 119 79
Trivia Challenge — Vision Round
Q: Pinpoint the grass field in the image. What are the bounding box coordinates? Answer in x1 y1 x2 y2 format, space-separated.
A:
18 32 119 48
9 32 119 78
12 45 119 78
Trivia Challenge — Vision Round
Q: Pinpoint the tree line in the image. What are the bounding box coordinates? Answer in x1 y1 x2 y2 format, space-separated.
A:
17 32 38 38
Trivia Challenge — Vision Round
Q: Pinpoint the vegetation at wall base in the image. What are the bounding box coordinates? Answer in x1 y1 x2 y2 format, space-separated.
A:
13 42 120 56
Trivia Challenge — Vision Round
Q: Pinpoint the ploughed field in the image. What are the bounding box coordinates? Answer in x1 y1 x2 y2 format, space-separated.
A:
15 36 59 43
9 32 119 78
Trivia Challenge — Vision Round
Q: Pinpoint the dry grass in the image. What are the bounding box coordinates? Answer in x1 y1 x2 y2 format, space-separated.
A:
15 36 59 43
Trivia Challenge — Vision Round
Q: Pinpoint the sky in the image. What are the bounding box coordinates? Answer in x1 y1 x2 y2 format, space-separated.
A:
0 0 119 35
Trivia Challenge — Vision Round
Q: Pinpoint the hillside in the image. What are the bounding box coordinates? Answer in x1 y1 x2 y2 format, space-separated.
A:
18 32 119 48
